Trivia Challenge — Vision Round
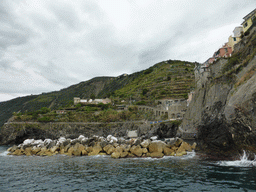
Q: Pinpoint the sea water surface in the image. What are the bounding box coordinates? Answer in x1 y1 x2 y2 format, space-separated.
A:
0 146 256 192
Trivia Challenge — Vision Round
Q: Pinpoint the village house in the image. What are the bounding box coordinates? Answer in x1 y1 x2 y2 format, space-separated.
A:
241 8 256 33
228 26 243 50
213 43 232 59
74 97 111 105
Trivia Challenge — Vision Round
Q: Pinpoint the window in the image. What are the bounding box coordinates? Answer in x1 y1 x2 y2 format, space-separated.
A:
244 22 248 28
233 37 236 41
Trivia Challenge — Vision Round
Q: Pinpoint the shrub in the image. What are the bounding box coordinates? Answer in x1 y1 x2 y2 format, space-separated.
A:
39 107 51 114
37 116 51 122
135 101 146 105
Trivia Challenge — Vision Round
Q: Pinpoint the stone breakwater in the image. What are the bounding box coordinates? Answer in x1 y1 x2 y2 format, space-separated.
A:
7 135 196 158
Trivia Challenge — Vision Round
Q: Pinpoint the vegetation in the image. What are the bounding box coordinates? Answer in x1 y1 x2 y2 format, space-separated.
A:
0 59 195 127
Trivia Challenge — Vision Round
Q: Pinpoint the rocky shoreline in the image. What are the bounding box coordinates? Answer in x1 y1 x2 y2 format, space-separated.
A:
7 135 196 158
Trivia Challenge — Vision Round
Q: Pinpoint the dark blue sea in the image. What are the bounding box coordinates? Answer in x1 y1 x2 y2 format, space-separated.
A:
0 146 256 192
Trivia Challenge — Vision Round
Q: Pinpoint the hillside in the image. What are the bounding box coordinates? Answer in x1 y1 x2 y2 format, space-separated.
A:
0 60 195 127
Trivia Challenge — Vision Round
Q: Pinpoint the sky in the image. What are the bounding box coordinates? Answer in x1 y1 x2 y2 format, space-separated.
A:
0 0 255 102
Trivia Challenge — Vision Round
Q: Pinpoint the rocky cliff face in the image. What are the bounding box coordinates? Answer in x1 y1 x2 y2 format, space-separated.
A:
181 28 256 157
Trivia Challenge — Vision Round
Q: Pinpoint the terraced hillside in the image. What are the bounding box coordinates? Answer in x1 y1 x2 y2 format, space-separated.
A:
0 59 195 127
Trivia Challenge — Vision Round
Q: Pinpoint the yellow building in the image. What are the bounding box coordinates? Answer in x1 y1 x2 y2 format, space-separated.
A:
228 26 243 50
241 8 256 33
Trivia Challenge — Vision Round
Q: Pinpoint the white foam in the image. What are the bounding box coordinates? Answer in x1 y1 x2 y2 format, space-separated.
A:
0 151 10 157
216 151 256 167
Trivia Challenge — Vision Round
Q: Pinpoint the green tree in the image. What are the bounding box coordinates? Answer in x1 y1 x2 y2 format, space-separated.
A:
90 93 96 100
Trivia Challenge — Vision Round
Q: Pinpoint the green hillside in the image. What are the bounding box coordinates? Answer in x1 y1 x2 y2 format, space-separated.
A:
0 59 196 127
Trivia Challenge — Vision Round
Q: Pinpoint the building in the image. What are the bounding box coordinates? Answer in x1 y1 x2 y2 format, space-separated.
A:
213 43 232 59
241 8 256 33
228 26 243 50
155 98 187 119
74 97 111 105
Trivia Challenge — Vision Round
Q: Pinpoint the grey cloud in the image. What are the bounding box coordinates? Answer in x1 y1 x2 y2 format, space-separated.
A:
37 62 79 86
49 3 81 30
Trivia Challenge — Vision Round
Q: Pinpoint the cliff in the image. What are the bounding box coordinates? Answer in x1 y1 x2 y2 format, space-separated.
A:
180 27 256 157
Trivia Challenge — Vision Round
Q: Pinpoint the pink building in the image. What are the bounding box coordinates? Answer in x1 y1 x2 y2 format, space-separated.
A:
213 43 232 59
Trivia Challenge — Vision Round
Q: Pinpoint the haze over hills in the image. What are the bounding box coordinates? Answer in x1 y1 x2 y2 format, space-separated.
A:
0 59 196 127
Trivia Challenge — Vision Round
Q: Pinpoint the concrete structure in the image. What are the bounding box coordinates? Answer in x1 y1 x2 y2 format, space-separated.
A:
74 97 111 105
137 98 187 120
127 130 138 138
241 8 256 33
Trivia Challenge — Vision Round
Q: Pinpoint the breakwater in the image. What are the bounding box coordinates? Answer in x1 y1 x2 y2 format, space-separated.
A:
7 135 196 158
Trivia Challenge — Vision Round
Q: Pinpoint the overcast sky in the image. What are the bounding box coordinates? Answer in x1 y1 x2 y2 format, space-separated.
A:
0 0 255 102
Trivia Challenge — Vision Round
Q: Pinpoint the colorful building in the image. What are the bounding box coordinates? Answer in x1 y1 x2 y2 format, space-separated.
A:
213 43 232 59
241 8 256 33
228 26 243 50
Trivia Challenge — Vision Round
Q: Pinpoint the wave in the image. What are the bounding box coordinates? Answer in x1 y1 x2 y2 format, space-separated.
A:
216 151 256 167
0 150 10 157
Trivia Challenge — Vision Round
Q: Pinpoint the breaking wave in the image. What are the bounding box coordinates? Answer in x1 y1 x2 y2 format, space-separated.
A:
216 151 256 167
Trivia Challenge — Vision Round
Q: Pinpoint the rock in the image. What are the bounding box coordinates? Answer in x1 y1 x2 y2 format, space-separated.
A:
113 143 119 148
148 141 166 153
50 146 59 153
163 147 175 156
150 136 158 141
118 137 126 144
140 139 150 148
73 143 86 156
103 144 115 155
130 145 143 157
176 151 187 156
57 137 66 146
31 146 41 155
24 147 32 156
7 145 18 152
111 152 121 159
81 150 88 156
98 152 107 155
134 138 142 146
127 152 135 157
120 151 128 158
100 140 108 148
114 146 123 153
64 144 71 152
174 138 183 147
88 145 102 156
176 142 192 154
142 148 148 154
12 149 24 156
107 135 118 143
67 147 74 156
191 142 196 150
120 144 131 152
149 152 164 158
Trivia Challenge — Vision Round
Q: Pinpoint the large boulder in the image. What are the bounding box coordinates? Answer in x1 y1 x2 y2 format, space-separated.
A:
88 145 102 156
103 144 115 155
148 141 166 153
140 139 150 148
120 144 131 152
130 145 143 157
73 143 86 156
111 152 121 159
163 147 175 156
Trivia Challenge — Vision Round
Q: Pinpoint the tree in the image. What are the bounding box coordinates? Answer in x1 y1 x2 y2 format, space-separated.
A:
90 93 96 100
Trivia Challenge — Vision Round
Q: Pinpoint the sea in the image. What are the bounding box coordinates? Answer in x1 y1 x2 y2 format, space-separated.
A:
0 146 256 192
